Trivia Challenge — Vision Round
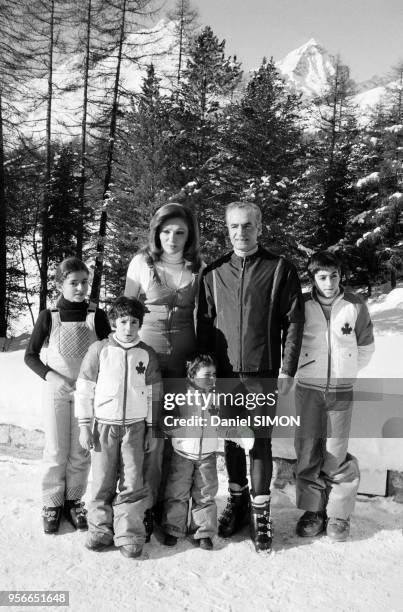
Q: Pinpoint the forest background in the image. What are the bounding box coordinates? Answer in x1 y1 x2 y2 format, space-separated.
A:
1 0 403 338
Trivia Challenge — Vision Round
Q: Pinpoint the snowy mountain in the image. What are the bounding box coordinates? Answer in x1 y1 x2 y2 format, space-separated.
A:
276 38 336 97
275 38 398 124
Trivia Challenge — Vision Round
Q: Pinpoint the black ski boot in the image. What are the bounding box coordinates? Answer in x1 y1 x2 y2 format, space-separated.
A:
42 506 62 534
250 498 272 553
218 487 250 538
64 500 88 531
144 508 154 543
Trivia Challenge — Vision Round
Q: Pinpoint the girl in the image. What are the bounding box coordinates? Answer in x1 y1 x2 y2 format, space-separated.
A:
25 257 110 534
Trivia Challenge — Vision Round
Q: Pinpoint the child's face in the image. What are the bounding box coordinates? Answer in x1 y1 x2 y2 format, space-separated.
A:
59 271 89 302
314 267 341 299
191 364 216 391
114 315 140 343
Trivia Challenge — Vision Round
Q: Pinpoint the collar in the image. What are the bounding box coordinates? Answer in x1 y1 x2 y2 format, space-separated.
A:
111 333 141 349
232 244 259 258
312 286 343 304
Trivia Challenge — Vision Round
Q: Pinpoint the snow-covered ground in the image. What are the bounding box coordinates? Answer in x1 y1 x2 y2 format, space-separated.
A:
0 456 402 612
0 288 403 611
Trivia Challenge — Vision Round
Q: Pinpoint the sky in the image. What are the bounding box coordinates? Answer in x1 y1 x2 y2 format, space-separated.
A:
164 0 403 82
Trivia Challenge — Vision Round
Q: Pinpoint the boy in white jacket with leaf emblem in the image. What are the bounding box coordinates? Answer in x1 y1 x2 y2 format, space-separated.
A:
75 296 162 559
295 251 374 542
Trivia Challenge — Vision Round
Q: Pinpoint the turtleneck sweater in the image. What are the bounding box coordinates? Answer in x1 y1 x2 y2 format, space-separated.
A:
315 289 341 321
233 245 259 258
24 297 111 379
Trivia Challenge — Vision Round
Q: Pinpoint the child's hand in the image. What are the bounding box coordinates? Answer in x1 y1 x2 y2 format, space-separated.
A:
45 370 74 395
144 427 157 453
79 426 93 451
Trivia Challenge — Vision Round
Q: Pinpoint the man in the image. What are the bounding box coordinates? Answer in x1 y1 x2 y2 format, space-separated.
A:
197 201 304 552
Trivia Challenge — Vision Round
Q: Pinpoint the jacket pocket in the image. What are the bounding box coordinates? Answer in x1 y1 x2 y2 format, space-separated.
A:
299 359 316 369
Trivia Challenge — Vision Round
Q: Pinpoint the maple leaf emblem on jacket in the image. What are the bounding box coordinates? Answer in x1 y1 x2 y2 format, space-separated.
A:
136 361 146 374
341 322 353 335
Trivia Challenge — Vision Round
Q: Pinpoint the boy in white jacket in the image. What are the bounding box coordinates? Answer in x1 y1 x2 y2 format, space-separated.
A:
75 296 162 558
295 251 374 542
162 354 254 550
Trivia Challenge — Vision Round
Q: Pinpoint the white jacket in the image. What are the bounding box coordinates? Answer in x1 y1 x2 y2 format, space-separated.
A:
297 289 374 391
75 335 162 426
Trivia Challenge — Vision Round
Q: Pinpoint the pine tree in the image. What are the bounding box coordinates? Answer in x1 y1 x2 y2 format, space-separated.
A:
167 0 199 85
107 64 170 295
166 26 242 258
309 58 359 248
218 58 304 256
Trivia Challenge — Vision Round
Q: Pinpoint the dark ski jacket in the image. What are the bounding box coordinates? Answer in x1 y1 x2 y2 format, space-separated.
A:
197 246 304 376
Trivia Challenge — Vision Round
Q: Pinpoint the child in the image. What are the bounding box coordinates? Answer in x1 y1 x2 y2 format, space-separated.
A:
75 296 162 559
294 251 374 541
162 354 254 550
25 257 111 534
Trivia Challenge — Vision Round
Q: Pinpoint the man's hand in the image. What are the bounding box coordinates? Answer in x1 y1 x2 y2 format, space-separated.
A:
277 373 294 395
45 370 74 395
144 427 158 453
79 425 93 451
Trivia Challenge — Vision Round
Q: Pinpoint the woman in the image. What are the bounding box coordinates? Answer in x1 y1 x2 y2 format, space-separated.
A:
125 203 202 537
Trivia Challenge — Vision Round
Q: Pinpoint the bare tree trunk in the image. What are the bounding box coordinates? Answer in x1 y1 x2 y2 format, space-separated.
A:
39 0 55 310
90 0 127 304
0 92 7 337
77 0 92 258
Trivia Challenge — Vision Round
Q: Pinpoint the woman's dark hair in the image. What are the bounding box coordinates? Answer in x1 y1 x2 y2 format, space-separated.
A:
55 257 89 286
143 203 201 272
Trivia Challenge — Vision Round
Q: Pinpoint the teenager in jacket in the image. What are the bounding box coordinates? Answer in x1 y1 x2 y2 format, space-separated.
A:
295 251 374 542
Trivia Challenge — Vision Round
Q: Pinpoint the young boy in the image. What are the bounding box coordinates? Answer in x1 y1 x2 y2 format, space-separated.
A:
162 354 254 550
294 251 374 541
75 296 162 558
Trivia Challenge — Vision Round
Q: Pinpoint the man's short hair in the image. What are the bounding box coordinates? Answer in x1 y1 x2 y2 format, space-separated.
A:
307 251 342 278
225 201 262 227
109 296 147 326
186 354 216 380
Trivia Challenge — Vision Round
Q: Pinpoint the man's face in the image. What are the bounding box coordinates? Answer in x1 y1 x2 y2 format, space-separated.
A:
313 268 341 299
226 208 261 254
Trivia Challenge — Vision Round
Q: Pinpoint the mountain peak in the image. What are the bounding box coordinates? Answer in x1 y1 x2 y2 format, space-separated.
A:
277 39 335 97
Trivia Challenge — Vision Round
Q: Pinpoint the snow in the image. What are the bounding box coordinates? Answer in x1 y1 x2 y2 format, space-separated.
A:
1 290 403 609
0 457 402 612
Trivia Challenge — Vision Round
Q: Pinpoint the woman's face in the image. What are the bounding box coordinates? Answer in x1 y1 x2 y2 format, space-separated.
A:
159 217 189 256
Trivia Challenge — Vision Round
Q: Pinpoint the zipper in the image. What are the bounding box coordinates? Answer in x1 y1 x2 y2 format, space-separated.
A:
123 350 128 425
239 257 246 371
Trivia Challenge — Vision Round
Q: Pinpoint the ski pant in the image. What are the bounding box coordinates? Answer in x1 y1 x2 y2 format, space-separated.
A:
294 385 360 520
222 372 278 497
89 421 147 547
42 387 90 507
163 451 218 539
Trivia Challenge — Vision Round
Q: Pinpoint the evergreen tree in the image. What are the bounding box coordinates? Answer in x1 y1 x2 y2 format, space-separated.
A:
106 64 170 295
309 58 359 248
167 0 199 85
166 26 242 258
219 58 304 256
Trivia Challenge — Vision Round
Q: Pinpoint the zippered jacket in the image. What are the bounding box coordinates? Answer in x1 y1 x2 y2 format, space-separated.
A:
166 384 253 460
75 334 162 426
297 289 375 391
197 246 305 376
